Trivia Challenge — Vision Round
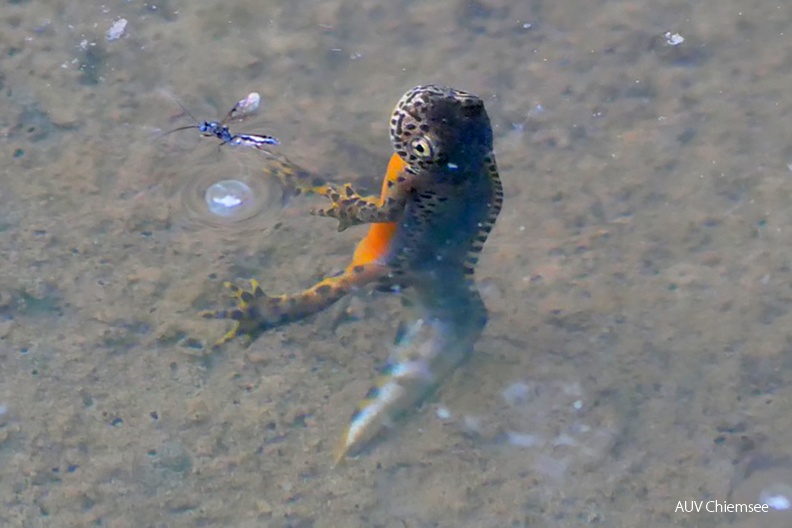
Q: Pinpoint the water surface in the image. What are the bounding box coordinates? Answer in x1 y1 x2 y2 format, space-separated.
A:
2 1 792 527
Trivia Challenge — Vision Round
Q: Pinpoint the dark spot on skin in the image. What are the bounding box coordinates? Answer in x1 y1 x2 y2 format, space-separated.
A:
231 310 244 321
312 177 325 187
240 291 254 302
350 408 362 422
364 386 380 399
353 265 366 274
315 284 333 296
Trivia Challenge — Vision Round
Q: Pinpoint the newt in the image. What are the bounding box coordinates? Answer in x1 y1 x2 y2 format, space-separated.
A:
203 84 503 461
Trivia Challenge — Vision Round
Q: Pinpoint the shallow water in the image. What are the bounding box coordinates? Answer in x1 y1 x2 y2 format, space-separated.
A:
2 1 792 527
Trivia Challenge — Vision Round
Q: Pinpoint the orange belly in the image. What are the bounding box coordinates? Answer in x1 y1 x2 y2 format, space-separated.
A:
348 153 405 268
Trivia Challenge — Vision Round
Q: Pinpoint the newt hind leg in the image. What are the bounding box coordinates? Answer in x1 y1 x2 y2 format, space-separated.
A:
202 262 388 346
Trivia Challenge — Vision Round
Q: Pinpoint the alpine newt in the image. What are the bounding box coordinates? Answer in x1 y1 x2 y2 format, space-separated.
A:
203 84 503 461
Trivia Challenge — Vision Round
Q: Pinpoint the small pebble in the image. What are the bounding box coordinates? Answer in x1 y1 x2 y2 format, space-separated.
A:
664 31 684 46
106 19 128 41
436 406 451 420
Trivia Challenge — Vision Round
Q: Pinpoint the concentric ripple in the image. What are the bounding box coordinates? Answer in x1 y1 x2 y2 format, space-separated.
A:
172 153 282 229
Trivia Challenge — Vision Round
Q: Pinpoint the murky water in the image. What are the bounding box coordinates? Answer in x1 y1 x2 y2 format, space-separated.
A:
2 0 792 526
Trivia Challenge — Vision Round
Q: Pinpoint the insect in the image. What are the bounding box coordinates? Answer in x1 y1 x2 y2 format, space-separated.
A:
165 92 280 149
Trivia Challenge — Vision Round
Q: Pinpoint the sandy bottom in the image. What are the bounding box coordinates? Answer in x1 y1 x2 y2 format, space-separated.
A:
2 0 792 527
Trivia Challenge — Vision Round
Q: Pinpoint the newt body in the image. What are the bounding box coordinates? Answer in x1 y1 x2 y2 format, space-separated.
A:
204 85 503 460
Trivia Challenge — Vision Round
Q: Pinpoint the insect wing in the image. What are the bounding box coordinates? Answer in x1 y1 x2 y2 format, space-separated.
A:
231 133 280 148
223 92 262 123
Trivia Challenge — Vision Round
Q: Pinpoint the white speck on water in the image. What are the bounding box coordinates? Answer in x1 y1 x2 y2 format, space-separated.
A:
436 406 451 420
213 194 242 208
106 19 128 41
664 31 684 46
205 180 254 217
573 399 583 410
447 162 458 170
760 488 791 511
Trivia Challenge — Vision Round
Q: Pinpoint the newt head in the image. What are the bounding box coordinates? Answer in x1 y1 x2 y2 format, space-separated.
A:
390 85 494 183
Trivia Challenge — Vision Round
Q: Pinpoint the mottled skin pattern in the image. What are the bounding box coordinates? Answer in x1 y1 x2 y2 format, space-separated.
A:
203 85 503 458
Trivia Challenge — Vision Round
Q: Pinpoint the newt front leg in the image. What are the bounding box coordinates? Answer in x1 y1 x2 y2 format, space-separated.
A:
312 180 409 231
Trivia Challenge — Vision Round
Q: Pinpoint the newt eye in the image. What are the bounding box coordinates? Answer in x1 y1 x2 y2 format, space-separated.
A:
409 136 435 160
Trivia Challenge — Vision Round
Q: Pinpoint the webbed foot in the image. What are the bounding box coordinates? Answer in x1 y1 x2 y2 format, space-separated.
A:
201 279 276 346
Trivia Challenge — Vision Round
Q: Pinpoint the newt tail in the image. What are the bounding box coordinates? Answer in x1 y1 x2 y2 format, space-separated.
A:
335 301 481 463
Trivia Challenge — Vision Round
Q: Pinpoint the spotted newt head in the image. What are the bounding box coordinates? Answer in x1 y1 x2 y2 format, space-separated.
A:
390 85 494 184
